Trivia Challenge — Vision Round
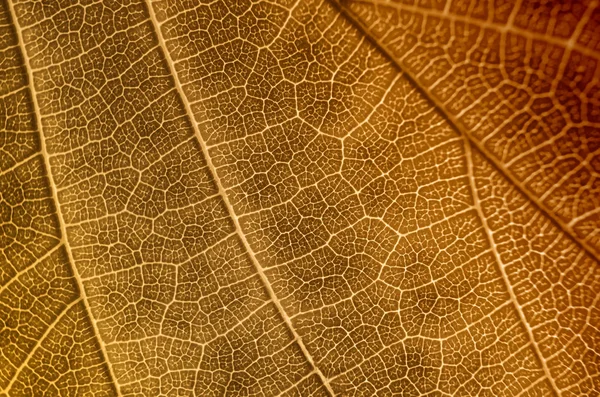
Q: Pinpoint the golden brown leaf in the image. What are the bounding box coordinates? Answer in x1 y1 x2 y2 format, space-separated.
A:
0 0 598 396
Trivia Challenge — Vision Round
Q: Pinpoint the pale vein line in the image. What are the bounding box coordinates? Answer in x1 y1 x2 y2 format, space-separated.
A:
4 298 81 392
569 206 600 227
276 370 318 396
144 2 335 395
551 0 599 93
5 1 121 395
0 243 62 295
0 151 39 177
463 138 559 396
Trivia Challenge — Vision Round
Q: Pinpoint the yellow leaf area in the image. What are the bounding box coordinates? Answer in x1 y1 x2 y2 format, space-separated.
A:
0 0 598 396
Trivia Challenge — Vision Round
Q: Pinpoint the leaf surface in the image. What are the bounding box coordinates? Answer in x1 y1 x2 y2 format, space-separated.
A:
338 0 600 256
0 0 599 396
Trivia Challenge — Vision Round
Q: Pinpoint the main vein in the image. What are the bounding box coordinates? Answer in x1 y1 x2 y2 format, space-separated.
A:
464 138 560 396
5 1 121 395
143 1 335 395
333 0 600 262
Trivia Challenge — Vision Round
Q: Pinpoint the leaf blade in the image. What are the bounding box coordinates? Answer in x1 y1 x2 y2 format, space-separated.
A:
1 0 599 395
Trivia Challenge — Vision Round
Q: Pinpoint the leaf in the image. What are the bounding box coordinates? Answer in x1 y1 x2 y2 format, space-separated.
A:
0 0 598 396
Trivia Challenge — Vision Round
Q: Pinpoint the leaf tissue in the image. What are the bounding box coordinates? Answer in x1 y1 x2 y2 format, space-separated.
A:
0 0 599 395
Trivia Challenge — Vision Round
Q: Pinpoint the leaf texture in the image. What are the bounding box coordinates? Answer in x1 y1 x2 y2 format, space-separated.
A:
0 0 598 396
337 0 600 256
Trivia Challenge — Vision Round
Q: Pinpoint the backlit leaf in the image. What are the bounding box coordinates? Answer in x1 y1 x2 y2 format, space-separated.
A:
1 0 598 395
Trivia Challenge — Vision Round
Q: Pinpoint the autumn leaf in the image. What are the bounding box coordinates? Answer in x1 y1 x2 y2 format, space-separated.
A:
0 0 598 395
